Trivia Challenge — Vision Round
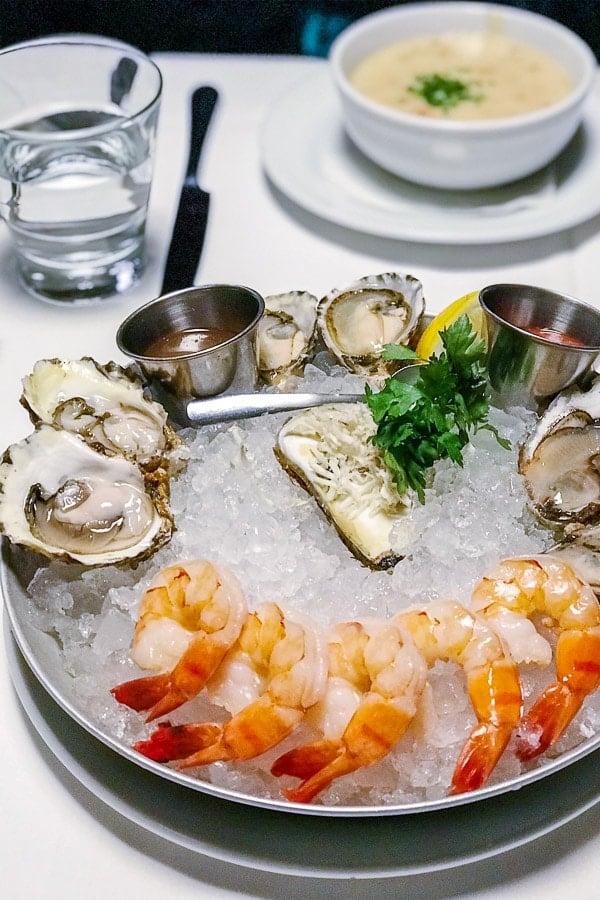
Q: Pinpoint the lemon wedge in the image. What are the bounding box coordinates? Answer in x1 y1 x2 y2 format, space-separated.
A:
416 290 485 359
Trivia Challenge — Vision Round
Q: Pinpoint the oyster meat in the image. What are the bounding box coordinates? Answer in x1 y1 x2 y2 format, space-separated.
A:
274 403 413 568
21 357 188 474
519 377 600 526
317 273 425 377
550 525 600 593
0 425 173 566
256 291 318 384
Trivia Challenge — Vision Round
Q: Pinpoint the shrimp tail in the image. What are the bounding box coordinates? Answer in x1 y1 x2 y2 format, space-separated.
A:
450 723 515 794
178 695 306 769
110 673 171 712
451 659 523 794
113 632 234 722
515 629 600 762
133 721 222 762
271 739 342 780
274 695 415 804
515 682 584 761
280 743 357 804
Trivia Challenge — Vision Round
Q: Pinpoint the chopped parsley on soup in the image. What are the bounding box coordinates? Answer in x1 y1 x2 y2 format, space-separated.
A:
350 31 573 120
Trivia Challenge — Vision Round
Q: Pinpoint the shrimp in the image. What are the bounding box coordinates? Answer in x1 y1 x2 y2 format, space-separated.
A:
133 602 328 767
395 600 523 794
111 560 247 721
470 556 600 762
271 618 427 804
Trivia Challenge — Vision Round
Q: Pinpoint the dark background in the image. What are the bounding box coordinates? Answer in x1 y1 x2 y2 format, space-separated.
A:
0 1 598 60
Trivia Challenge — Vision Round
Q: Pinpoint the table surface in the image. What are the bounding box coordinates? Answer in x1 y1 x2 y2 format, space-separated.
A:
3 52 600 900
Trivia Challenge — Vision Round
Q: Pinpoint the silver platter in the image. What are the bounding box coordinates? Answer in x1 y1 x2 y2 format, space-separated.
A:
7 619 600 878
4 539 600 820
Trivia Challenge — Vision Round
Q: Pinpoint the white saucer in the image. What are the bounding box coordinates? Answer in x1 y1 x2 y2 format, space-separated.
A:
7 616 600 878
261 70 600 245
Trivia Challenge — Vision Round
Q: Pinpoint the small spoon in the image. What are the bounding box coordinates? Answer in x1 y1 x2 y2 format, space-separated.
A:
183 364 423 426
185 391 364 426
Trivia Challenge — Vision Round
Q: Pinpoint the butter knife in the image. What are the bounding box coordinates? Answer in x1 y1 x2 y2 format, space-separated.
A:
161 85 219 295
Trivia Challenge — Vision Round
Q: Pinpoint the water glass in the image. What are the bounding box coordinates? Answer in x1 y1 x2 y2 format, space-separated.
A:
0 39 162 303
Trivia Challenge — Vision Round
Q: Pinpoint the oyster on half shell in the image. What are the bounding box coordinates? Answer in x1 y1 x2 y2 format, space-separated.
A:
519 378 600 526
550 526 600 594
317 273 425 377
0 425 173 566
21 358 188 474
256 291 318 384
274 403 413 569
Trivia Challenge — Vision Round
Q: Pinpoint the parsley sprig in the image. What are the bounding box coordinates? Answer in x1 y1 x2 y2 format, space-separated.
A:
408 73 482 112
365 315 510 503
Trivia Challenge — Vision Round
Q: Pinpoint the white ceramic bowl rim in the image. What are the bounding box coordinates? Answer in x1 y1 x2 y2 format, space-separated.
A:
330 1 597 134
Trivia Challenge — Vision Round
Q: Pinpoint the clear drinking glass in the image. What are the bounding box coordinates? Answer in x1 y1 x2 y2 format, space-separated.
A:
0 39 162 303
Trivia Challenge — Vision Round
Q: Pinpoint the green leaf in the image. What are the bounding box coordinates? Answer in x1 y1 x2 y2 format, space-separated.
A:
408 73 483 111
381 343 422 361
364 315 510 503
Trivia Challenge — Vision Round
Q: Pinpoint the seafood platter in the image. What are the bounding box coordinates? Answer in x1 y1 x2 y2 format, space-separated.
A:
4 271 600 818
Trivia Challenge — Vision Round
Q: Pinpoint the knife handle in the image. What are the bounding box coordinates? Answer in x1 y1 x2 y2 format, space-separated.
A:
187 86 219 180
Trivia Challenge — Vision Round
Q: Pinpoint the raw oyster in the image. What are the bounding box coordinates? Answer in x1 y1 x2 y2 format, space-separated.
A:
0 425 173 566
274 403 413 568
519 378 600 526
550 525 600 593
21 357 188 474
256 291 318 384
317 273 425 377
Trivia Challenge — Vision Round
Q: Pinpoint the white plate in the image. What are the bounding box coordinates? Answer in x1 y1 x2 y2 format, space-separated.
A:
8 617 600 878
261 70 600 245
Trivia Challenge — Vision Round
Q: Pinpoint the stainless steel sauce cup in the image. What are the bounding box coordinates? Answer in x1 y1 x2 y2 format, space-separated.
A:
479 283 600 409
116 284 265 418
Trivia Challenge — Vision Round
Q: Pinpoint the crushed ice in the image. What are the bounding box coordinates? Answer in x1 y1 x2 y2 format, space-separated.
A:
20 362 600 806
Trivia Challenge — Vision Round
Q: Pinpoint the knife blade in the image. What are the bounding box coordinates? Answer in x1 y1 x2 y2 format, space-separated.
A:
161 85 219 295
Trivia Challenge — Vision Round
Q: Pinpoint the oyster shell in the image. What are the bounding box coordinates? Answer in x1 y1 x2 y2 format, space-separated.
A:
21 358 188 474
256 291 318 384
317 273 425 376
519 378 600 526
274 403 413 568
550 527 600 594
0 425 173 566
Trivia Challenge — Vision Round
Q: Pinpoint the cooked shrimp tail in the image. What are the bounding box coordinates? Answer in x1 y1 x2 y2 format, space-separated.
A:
142 632 237 722
275 694 416 804
142 603 327 769
450 659 523 793
471 556 600 764
111 560 247 721
271 738 341 781
133 721 222 762
272 620 427 804
112 633 238 721
111 673 170 711
179 696 305 767
515 628 600 761
397 600 523 795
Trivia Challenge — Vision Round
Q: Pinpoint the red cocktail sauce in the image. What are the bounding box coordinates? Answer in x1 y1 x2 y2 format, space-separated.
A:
525 325 588 348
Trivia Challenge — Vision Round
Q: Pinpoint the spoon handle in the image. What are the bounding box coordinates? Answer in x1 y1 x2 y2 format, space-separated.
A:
186 392 364 425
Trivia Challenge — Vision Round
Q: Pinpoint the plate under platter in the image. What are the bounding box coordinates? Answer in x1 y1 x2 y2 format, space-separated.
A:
261 70 600 245
4 540 600 822
8 618 600 878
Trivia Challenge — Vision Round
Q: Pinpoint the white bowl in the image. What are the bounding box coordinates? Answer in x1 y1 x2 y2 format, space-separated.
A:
329 1 597 190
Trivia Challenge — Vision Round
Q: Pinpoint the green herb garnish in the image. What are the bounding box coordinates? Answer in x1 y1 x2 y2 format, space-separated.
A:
408 73 482 111
365 315 510 503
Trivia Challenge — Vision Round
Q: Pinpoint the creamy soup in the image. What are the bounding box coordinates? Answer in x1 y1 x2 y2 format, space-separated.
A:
350 31 573 120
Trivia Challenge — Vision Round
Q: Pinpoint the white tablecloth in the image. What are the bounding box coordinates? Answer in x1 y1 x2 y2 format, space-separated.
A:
2 52 600 900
